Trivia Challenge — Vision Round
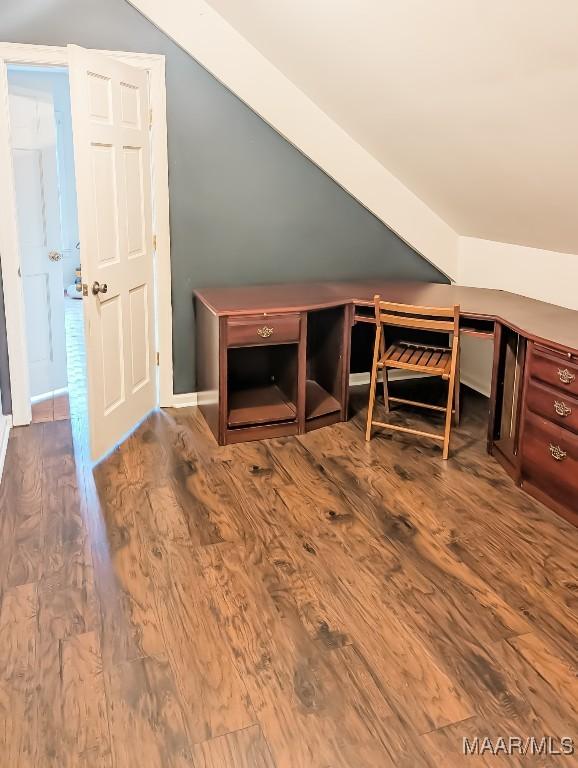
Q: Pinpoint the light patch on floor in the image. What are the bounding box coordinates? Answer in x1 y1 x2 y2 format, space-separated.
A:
30 297 86 423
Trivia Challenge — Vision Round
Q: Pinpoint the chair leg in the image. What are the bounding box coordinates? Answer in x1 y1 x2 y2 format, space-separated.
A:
454 347 460 426
379 332 389 412
383 367 390 413
365 325 382 441
442 371 456 459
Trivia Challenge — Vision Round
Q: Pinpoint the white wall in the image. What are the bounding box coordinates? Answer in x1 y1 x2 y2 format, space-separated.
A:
0 387 10 480
128 0 459 280
201 0 578 257
8 68 79 287
458 236 578 396
458 237 578 311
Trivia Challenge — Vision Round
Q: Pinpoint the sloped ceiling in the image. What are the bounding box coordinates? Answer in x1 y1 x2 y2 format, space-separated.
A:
204 0 578 255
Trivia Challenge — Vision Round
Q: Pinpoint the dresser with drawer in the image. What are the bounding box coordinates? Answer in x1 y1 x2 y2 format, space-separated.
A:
520 343 578 525
194 295 348 446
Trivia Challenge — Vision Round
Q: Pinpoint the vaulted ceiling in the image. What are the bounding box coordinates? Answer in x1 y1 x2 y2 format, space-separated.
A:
204 0 578 254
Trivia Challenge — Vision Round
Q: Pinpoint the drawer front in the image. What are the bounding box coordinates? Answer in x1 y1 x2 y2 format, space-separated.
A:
529 345 578 397
522 412 578 513
226 313 301 347
525 379 578 434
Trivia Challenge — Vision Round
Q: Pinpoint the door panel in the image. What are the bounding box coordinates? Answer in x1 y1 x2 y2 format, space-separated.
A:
23 274 51 362
92 144 120 264
87 72 113 123
100 295 125 414
120 82 141 127
68 45 156 460
9 84 67 398
129 284 150 392
13 149 45 243
123 147 146 257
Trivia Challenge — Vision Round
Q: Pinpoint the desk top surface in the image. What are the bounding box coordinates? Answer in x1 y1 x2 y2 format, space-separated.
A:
194 281 578 352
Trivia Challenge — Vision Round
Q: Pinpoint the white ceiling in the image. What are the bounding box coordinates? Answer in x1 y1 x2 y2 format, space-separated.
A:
204 0 578 254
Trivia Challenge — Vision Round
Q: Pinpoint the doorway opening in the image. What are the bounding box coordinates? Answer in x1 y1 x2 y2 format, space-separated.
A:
1 43 172 461
7 64 86 424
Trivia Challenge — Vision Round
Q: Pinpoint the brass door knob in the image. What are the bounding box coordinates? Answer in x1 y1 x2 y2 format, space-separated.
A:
48 250 63 262
91 281 108 296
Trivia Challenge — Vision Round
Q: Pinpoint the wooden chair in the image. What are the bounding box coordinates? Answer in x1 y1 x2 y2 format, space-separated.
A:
365 296 460 459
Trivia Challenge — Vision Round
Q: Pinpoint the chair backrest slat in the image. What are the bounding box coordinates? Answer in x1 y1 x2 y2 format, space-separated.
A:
374 296 460 335
377 313 455 332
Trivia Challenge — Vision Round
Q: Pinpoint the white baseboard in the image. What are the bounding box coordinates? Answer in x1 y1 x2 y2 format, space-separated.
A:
351 369 491 398
30 386 68 404
171 372 424 409
349 370 427 386
167 368 488 413
169 392 199 408
0 414 12 482
459 373 491 398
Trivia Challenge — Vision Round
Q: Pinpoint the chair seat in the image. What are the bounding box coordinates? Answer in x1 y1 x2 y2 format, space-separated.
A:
379 341 452 378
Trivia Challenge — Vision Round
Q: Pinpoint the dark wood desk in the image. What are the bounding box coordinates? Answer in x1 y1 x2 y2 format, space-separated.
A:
194 281 578 526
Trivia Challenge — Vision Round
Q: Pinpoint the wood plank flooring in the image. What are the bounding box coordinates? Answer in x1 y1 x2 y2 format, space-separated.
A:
1 381 578 767
31 393 71 423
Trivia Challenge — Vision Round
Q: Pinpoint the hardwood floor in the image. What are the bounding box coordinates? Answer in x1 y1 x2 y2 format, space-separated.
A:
29 296 86 425
1 381 578 767
31 393 71 423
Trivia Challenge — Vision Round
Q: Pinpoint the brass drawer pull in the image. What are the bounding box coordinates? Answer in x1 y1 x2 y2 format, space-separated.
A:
549 443 567 461
554 400 571 417
257 326 273 338
558 368 576 384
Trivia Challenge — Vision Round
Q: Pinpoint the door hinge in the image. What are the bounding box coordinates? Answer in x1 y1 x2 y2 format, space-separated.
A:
156 351 160 366
153 234 157 250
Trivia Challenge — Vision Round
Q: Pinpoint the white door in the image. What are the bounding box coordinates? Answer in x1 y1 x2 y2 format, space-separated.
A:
9 83 67 398
68 45 156 460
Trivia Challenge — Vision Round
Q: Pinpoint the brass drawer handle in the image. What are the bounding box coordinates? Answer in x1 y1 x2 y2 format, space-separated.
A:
554 400 571 417
558 368 576 385
257 326 273 338
549 443 567 461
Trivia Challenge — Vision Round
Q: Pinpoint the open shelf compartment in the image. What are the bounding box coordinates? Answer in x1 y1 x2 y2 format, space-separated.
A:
228 385 296 427
305 306 345 420
490 325 526 470
305 379 341 420
227 344 298 429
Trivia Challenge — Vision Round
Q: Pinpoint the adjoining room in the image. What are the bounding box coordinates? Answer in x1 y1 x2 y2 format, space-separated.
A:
8 65 86 424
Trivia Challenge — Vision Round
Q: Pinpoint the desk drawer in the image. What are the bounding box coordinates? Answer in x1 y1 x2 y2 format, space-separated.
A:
529 345 578 397
522 412 578 513
525 379 578 434
226 313 301 347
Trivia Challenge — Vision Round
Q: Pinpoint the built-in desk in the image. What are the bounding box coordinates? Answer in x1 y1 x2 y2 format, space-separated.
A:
194 281 578 526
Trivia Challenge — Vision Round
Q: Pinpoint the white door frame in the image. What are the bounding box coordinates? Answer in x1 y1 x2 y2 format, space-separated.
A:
0 42 173 426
